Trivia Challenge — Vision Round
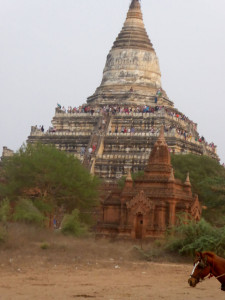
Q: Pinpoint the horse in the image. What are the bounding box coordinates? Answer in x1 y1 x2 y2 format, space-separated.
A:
188 251 225 291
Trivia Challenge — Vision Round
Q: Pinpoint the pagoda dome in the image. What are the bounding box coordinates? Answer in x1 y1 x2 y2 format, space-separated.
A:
87 0 172 107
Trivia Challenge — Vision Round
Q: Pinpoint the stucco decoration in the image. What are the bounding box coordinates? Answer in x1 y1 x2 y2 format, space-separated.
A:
190 195 202 221
126 190 154 215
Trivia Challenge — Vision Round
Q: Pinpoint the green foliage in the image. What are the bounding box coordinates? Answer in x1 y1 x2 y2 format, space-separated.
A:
0 225 7 244
118 176 126 189
165 217 225 257
33 199 53 214
61 209 88 237
132 170 144 181
0 199 10 242
0 198 11 223
171 154 225 225
13 199 46 226
40 242 50 250
0 143 100 224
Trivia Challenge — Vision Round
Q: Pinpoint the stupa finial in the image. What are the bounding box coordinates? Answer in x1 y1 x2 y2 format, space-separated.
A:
129 0 141 9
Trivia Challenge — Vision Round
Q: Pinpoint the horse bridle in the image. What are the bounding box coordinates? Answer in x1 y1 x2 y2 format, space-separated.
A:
190 256 225 281
190 257 210 281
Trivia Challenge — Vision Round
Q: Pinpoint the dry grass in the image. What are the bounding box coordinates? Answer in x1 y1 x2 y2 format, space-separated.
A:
0 223 190 269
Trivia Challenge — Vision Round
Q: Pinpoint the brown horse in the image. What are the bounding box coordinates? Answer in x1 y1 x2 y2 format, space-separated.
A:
188 251 225 291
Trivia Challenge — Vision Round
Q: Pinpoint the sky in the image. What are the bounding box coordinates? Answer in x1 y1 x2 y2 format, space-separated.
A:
0 0 225 164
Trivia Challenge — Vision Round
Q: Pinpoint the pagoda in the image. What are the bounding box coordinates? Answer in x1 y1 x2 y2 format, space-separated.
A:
97 128 201 239
28 0 218 182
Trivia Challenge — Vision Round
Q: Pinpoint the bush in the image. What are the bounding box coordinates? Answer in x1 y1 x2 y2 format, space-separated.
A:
40 242 50 250
171 154 225 226
13 199 46 226
61 209 88 237
0 198 11 223
165 217 225 257
0 225 7 244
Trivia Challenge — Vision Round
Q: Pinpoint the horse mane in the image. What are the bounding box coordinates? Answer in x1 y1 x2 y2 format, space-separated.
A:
202 251 225 264
202 251 217 258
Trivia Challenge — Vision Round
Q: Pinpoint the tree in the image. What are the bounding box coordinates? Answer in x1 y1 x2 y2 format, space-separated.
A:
0 143 100 225
171 154 225 226
165 217 225 257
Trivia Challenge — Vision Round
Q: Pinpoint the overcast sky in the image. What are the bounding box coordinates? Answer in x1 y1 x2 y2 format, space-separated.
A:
0 0 225 164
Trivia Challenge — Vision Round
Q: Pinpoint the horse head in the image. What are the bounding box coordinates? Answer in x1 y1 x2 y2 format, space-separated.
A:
188 251 211 287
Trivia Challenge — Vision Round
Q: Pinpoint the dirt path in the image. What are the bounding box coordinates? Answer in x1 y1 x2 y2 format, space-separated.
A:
1 260 224 300
0 226 223 300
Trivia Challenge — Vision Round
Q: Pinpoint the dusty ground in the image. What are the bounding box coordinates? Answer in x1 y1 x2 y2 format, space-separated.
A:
0 225 224 300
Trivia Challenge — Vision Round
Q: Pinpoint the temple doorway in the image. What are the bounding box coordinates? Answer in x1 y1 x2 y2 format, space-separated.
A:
135 213 143 239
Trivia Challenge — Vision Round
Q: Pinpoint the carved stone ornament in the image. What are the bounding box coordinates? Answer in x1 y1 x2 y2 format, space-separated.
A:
126 190 154 215
190 196 202 220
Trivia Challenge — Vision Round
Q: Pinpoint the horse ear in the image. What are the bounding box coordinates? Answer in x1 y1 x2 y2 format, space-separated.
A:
195 251 202 258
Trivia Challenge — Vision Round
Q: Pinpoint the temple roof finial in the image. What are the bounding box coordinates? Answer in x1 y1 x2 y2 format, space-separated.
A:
169 168 175 182
126 168 133 181
185 172 191 186
156 126 167 145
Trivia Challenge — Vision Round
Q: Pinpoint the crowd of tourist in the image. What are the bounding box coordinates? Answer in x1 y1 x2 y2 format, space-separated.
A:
109 124 216 150
56 103 197 129
110 124 193 142
32 104 215 153
57 103 164 115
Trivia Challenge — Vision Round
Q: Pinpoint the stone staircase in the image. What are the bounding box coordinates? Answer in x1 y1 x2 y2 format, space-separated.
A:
83 114 113 172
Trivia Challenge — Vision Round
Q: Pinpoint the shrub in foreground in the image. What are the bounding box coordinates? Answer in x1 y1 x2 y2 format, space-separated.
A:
40 242 50 250
61 209 88 237
0 198 11 223
0 225 7 244
13 199 46 226
165 217 225 257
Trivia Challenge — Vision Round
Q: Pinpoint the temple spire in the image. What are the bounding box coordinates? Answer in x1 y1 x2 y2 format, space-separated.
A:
124 168 133 188
185 172 191 186
112 0 153 51
169 168 175 182
126 168 133 182
157 126 167 145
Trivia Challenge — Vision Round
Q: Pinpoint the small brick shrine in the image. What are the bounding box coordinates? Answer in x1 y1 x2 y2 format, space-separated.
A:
97 128 201 239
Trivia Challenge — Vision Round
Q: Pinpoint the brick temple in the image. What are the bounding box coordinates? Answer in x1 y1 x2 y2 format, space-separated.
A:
27 0 218 183
97 128 201 239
